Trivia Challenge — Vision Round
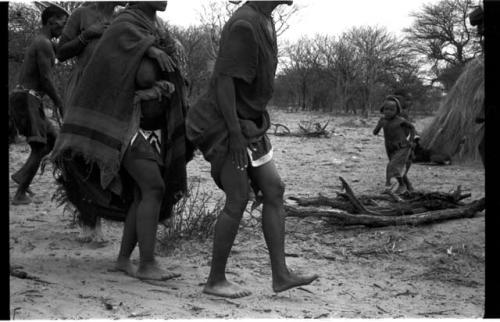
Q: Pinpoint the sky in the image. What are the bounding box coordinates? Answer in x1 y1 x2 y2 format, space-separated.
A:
12 0 437 41
160 0 436 41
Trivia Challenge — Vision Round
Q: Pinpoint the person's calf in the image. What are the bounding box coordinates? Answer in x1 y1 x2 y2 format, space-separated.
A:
403 176 414 192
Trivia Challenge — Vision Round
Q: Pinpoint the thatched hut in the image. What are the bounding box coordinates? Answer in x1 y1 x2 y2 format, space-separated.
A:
420 57 484 162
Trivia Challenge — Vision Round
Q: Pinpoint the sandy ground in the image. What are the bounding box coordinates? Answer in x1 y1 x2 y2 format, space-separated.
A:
9 111 485 319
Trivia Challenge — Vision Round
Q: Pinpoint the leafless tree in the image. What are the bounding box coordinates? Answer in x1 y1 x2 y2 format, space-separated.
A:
283 36 323 110
404 0 482 88
198 0 301 61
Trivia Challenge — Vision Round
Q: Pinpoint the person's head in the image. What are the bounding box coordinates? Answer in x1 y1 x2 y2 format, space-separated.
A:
129 1 168 12
249 0 293 13
380 96 402 119
41 5 68 38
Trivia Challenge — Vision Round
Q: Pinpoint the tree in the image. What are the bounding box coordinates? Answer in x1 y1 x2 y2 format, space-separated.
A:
198 0 300 62
282 36 323 110
168 24 214 101
345 26 411 114
404 0 482 89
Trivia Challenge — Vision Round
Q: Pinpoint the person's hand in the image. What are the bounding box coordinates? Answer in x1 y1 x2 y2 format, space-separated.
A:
53 102 64 125
82 22 109 40
229 132 248 171
147 46 176 73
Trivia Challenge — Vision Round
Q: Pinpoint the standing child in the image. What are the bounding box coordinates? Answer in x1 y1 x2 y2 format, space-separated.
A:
373 95 416 194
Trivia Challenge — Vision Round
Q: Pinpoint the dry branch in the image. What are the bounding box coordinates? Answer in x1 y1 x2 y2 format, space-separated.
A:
272 123 291 135
270 121 331 138
285 198 484 227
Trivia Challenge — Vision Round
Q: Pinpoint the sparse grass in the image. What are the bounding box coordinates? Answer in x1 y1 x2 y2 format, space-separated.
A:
158 179 224 249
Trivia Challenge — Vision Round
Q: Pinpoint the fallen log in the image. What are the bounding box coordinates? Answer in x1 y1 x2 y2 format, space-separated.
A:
284 198 484 227
288 195 424 216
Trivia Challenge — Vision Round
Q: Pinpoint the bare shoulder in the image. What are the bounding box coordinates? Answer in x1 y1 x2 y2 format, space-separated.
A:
397 116 414 127
32 35 53 51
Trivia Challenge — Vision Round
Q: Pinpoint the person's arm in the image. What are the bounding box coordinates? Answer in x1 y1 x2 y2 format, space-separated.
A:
57 21 109 62
212 20 259 170
146 46 176 73
373 118 384 135
36 38 63 116
57 36 86 62
216 74 248 170
402 120 416 145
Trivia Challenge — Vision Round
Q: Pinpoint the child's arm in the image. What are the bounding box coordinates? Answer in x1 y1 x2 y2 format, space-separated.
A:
402 120 416 145
373 118 384 135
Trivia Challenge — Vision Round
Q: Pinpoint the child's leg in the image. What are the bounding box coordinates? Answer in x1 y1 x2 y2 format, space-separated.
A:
394 177 408 194
402 162 413 192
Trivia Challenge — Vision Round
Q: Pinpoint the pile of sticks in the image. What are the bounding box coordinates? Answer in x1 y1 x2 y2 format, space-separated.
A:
284 177 485 227
271 121 331 138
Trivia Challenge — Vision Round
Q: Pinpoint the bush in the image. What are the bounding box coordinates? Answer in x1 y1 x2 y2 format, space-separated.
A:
158 180 223 249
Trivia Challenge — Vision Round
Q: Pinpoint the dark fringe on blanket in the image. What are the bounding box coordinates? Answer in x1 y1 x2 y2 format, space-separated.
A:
52 151 132 226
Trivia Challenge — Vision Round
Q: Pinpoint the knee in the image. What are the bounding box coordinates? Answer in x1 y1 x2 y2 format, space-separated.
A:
224 192 249 217
263 180 285 203
142 180 165 201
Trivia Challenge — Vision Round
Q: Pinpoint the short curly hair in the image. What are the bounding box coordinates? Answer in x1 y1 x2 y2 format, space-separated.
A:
41 5 68 26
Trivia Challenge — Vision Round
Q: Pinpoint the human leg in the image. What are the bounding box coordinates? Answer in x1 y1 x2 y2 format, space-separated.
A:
12 142 48 205
250 161 318 293
115 187 140 276
402 161 413 192
203 158 252 298
122 152 178 281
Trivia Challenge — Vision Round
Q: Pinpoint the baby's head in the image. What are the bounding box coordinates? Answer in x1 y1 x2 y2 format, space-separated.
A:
380 96 402 119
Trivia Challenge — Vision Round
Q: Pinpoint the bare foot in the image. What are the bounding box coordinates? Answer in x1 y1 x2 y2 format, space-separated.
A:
76 235 93 243
136 260 180 281
203 279 252 298
114 257 137 277
394 184 408 195
273 272 319 293
77 225 105 244
404 179 414 192
87 240 109 249
12 193 32 205
11 174 34 195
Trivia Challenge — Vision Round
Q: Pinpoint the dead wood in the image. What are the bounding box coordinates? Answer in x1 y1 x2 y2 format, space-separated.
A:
339 177 378 215
298 121 331 138
288 195 356 212
284 198 484 227
10 267 55 285
272 123 291 135
271 121 331 138
289 195 450 217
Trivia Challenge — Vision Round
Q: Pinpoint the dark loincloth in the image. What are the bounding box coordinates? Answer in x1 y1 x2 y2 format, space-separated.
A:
9 88 56 145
